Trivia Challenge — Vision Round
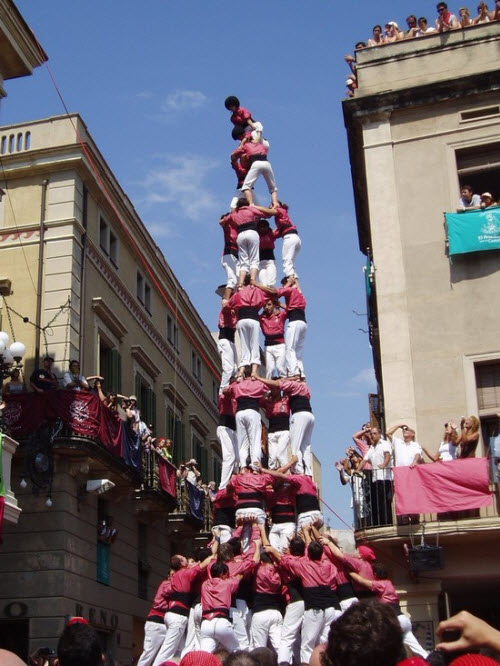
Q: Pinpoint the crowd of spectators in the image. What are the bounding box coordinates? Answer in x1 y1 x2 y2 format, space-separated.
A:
336 414 487 527
0 354 220 501
344 1 500 97
457 184 498 211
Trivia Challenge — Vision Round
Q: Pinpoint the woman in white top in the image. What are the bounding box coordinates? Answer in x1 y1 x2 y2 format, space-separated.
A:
474 2 491 22
422 422 459 461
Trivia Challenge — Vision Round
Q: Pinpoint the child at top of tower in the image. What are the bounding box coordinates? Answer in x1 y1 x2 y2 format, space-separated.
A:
225 96 263 140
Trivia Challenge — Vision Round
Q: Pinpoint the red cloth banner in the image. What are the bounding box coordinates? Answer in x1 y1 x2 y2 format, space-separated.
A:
393 458 492 515
158 457 177 497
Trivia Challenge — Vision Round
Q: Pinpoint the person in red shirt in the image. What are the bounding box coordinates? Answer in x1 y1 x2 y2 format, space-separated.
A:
259 276 307 377
223 367 269 468
219 214 238 301
257 219 277 288
217 388 238 491
259 299 287 380
224 282 268 376
350 563 429 659
211 488 236 543
259 375 315 476
319 535 359 612
231 132 279 207
152 548 216 665
260 386 290 469
258 457 299 551
273 202 302 279
250 542 283 652
220 200 275 288
224 95 260 138
217 305 237 391
199 547 257 654
136 577 171 666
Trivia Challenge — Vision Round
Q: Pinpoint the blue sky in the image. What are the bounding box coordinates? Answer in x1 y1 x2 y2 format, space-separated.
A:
1 1 447 526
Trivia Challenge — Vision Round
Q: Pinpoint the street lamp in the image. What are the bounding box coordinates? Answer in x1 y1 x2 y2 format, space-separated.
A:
0 331 26 379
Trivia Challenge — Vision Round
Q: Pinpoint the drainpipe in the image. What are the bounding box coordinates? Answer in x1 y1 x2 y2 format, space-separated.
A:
34 179 48 368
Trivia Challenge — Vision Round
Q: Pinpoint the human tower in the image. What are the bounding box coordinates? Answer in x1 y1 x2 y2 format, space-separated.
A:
137 96 430 666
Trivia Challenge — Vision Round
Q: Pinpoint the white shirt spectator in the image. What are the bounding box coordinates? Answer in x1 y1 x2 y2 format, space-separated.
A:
458 193 481 209
63 371 88 391
437 440 458 461
392 436 423 466
363 439 393 481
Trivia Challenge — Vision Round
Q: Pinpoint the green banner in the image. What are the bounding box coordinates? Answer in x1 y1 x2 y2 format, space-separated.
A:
446 206 500 256
0 434 5 497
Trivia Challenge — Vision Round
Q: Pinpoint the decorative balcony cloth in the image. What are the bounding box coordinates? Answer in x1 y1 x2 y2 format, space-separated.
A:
188 482 204 521
445 206 500 255
158 458 176 497
393 458 491 515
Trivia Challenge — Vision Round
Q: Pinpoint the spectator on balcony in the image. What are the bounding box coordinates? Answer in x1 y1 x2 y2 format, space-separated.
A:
452 415 480 457
207 481 217 502
480 191 497 207
30 355 58 393
416 16 438 34
384 22 404 42
458 184 482 210
367 24 384 46
422 422 459 461
386 424 424 468
3 368 25 397
346 77 358 98
358 427 393 526
459 6 474 25
351 422 373 458
185 459 202 485
492 0 500 19
474 2 492 21
63 360 89 392
335 448 367 528
155 438 174 462
436 2 460 31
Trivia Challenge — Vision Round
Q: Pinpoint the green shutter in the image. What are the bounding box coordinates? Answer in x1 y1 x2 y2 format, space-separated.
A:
201 446 208 482
150 390 156 430
110 349 121 394
135 374 142 408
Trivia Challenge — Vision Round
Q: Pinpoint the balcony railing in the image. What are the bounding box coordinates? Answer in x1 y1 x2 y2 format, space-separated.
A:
351 459 499 535
3 392 213 532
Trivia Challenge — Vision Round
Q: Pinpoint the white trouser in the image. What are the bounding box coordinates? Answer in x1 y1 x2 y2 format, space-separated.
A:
200 617 239 653
237 229 259 272
152 612 188 665
181 603 202 657
213 524 233 543
218 338 237 390
339 596 358 612
221 253 238 289
319 607 341 644
236 408 262 469
242 160 277 195
398 614 429 658
297 509 324 530
237 319 261 367
282 233 302 278
251 609 283 651
217 425 238 489
285 320 307 376
231 599 251 650
269 521 296 552
278 600 305 664
258 259 277 287
137 620 166 666
301 608 327 663
265 343 286 379
268 429 290 469
236 508 266 551
290 411 315 475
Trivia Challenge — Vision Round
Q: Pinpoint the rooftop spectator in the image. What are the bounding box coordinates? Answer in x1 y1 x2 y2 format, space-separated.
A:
480 191 497 207
416 16 437 34
384 21 404 42
404 14 418 37
30 355 58 393
459 6 474 25
62 360 89 391
367 24 384 47
436 2 460 30
491 0 500 19
3 368 25 397
474 1 492 21
346 77 358 97
458 184 481 210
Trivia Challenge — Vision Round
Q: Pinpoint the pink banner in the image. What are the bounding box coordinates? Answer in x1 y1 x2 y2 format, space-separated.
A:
393 458 492 515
